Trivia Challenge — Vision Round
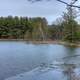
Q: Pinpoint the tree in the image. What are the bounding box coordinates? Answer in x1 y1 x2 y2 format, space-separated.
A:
62 6 78 42
24 17 48 41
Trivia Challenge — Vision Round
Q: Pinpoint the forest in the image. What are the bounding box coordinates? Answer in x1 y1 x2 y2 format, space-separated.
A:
0 6 80 42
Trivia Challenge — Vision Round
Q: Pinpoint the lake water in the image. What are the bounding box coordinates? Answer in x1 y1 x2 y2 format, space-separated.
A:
0 41 80 80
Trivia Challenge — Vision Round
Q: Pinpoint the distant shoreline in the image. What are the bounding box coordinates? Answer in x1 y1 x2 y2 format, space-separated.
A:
0 39 80 47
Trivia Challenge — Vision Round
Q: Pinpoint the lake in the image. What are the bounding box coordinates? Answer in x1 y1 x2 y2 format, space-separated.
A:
0 41 80 80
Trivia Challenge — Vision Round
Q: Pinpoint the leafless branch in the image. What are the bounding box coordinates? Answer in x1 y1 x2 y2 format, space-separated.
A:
57 0 80 8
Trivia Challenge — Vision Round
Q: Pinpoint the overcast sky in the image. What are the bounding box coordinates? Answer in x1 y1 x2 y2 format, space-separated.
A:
0 0 80 24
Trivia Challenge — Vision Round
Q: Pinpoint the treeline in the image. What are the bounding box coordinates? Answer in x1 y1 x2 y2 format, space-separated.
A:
0 6 80 42
48 6 80 42
0 15 80 42
48 23 80 42
0 16 48 40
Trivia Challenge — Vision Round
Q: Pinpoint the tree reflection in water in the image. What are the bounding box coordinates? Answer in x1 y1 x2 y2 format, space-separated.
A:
63 64 80 80
62 46 80 80
39 55 80 80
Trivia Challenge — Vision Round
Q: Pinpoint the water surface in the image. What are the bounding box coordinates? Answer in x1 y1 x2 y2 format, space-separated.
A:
0 41 80 80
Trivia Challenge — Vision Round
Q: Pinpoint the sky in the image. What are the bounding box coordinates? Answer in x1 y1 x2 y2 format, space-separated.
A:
0 0 80 24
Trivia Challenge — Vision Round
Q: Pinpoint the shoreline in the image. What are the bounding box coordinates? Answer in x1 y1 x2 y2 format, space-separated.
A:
0 39 80 47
